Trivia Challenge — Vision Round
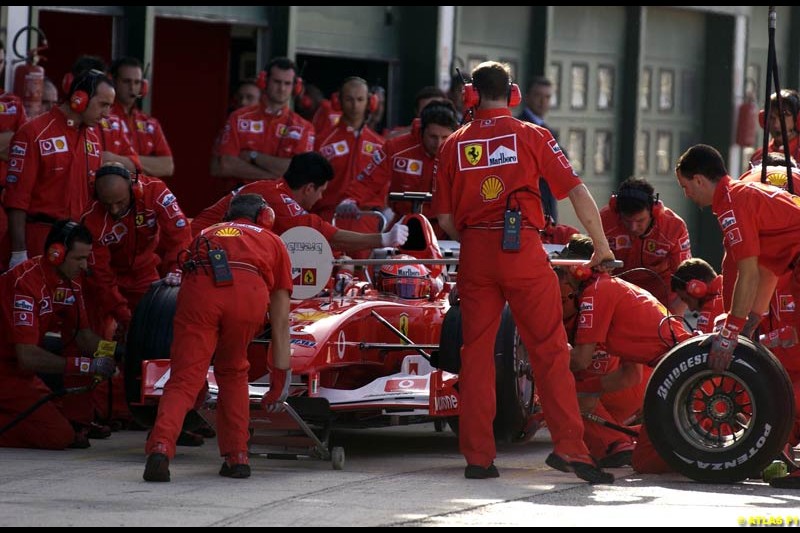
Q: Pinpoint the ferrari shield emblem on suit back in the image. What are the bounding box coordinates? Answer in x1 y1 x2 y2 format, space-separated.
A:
464 144 482 166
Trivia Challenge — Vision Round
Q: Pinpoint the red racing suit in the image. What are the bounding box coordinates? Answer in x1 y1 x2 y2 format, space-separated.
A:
313 123 384 222
95 114 141 170
81 176 191 332
714 175 800 449
311 99 342 141
145 219 292 460
4 107 103 256
0 257 90 449
111 102 173 158
541 218 580 246
190 179 337 242
434 107 592 467
0 92 28 270
344 120 446 236
215 104 314 174
694 292 725 334
571 273 691 473
600 203 691 306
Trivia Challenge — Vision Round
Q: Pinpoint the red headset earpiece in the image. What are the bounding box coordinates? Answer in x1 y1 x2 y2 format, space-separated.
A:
256 71 267 91
293 76 304 98
330 92 341 111
462 83 479 110
569 263 593 281
47 242 67 266
69 91 90 113
61 73 74 96
508 82 521 107
758 108 766 129
685 279 709 299
256 204 275 230
46 221 80 267
140 78 149 99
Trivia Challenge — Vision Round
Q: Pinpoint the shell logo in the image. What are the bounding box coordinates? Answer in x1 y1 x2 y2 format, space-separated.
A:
766 170 788 188
364 142 374 153
409 161 420 173
480 176 504 201
55 138 66 150
214 227 242 237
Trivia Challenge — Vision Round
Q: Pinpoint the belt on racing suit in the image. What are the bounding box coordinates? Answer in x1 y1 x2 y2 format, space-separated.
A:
193 260 261 276
463 221 539 231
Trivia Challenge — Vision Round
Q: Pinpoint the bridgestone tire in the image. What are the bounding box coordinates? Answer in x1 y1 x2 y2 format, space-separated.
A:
125 281 204 430
644 335 795 483
438 305 535 442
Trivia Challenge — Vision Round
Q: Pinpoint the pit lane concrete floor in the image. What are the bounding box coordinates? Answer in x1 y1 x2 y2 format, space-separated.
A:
1 424 798 527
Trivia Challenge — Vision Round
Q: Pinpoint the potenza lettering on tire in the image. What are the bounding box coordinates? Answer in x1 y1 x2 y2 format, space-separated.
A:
644 336 794 483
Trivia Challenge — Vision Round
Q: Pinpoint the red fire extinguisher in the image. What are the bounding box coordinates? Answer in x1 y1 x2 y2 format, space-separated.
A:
12 26 48 118
736 94 758 147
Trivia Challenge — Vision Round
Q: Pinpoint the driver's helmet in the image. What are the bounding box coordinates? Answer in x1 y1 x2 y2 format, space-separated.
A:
377 255 432 298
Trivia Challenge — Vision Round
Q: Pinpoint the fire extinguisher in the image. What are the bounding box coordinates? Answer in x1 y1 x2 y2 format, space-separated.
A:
12 26 48 118
736 94 758 147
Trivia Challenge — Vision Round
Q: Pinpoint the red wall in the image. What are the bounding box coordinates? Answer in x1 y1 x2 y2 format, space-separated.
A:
37 11 113 99
152 18 232 216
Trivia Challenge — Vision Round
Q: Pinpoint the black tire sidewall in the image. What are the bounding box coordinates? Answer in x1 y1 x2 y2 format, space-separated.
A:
644 335 794 483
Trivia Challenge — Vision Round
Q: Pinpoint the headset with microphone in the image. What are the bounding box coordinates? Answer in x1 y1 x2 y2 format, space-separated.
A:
45 221 81 267
671 274 722 299
457 67 522 111
256 57 304 98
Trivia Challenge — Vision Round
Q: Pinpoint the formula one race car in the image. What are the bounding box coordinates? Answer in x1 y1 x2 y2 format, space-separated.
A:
125 197 537 468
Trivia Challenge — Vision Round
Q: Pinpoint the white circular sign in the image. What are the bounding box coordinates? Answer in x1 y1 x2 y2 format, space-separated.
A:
281 226 334 299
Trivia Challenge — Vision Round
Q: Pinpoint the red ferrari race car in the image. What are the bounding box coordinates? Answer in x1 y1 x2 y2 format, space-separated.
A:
125 194 796 481
125 199 538 469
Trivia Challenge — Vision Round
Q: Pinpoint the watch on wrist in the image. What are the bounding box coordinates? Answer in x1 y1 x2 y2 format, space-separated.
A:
249 150 259 165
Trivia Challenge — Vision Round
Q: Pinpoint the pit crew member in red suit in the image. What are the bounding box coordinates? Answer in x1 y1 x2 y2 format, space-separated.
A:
192 152 408 253
81 163 190 339
750 90 800 166
336 101 458 239
433 61 615 483
110 57 174 178
557 234 691 473
143 193 292 482
0 221 114 449
0 88 27 270
679 145 800 488
671 258 724 334
600 176 691 314
4 70 113 270
313 76 385 223
212 57 314 183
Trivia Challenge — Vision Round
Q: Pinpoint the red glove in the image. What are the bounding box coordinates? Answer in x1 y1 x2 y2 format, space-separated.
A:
708 314 746 371
261 368 292 413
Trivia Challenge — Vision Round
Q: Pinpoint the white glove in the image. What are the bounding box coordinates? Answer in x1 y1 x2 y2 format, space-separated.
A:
381 224 409 247
335 198 360 219
164 270 182 286
9 250 28 269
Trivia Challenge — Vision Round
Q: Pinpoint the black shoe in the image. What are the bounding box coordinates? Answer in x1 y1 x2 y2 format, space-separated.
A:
87 422 112 439
143 453 171 482
176 431 205 447
219 462 251 479
464 463 500 479
546 453 615 484
67 429 91 449
597 450 633 468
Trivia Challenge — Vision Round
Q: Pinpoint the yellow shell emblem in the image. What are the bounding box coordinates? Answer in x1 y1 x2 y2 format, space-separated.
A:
480 176 504 201
464 144 483 165
214 227 242 237
766 170 788 188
